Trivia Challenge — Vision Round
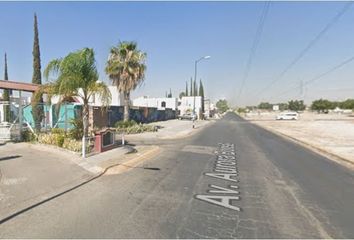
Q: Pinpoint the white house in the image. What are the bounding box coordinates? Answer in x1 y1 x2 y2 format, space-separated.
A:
89 86 124 106
178 96 202 118
50 86 124 106
132 96 178 110
204 99 216 118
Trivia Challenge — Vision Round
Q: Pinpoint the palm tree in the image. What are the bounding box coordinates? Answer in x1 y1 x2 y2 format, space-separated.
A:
105 41 146 121
42 48 111 137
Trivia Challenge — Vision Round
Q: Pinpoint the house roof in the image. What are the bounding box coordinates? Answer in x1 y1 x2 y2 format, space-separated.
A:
0 80 40 92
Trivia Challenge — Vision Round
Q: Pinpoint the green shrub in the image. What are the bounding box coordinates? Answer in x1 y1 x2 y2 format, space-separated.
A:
116 124 158 134
51 128 66 135
55 134 65 147
36 126 84 152
38 133 56 145
38 132 66 147
114 120 137 128
21 129 36 142
68 118 84 140
62 138 82 152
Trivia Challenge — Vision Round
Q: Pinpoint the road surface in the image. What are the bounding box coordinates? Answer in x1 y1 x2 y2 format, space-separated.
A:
1 112 353 238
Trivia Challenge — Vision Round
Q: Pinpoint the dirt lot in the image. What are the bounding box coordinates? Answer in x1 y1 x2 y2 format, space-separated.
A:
244 111 354 167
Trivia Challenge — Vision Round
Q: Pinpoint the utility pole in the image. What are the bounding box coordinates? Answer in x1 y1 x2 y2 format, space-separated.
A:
192 56 210 128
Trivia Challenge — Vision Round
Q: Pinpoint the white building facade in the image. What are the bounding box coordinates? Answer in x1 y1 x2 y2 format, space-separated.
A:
50 86 124 107
178 96 202 118
132 96 178 110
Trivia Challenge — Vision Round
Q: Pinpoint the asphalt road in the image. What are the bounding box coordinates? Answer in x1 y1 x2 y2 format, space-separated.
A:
1 112 354 238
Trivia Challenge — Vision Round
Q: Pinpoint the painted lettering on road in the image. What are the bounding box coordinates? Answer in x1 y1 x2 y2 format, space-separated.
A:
195 194 241 212
195 143 241 211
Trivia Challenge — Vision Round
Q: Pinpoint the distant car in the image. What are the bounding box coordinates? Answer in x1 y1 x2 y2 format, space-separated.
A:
276 112 298 120
178 113 196 121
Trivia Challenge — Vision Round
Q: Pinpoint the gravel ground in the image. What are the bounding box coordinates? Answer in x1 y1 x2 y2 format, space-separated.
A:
244 111 354 167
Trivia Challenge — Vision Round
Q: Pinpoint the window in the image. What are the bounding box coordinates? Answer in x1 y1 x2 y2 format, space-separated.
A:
161 101 166 108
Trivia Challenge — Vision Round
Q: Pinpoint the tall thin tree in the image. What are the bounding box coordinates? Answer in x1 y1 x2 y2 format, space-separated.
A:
199 79 205 114
31 13 44 132
199 79 204 97
193 79 198 96
3 53 10 122
185 81 188 96
169 88 172 98
190 77 193 96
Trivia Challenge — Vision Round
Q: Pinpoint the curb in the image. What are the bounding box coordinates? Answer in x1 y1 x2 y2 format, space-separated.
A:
252 123 354 170
105 145 161 175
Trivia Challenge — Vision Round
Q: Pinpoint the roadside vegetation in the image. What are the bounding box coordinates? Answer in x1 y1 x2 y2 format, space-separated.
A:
257 100 306 111
311 99 354 112
216 99 229 113
248 99 354 113
114 120 158 134
22 127 83 152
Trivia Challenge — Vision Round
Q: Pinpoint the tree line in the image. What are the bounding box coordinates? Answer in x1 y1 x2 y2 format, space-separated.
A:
179 78 205 99
311 99 354 111
3 13 146 140
251 99 354 112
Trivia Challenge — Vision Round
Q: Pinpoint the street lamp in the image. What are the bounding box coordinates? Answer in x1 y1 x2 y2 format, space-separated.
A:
193 55 210 128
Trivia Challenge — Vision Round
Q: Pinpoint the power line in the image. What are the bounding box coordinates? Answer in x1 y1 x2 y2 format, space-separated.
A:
271 55 354 100
235 2 270 104
254 2 353 99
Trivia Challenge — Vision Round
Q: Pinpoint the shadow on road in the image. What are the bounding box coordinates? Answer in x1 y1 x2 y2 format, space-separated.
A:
0 155 21 162
0 152 160 225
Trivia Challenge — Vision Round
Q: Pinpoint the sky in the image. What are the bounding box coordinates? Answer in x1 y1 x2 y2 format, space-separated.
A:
1 1 354 107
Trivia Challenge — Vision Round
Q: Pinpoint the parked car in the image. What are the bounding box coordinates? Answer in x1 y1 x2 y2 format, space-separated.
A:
276 112 298 120
178 113 196 121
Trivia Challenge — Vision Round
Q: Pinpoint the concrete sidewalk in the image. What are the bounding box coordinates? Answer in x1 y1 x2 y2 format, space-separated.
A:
123 119 214 142
0 143 93 220
0 142 159 222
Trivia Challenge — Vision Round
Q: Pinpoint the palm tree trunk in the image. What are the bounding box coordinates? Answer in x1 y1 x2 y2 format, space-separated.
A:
124 91 130 121
83 101 89 137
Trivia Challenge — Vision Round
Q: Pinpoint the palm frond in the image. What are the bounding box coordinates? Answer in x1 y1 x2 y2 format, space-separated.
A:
105 41 147 94
43 58 62 81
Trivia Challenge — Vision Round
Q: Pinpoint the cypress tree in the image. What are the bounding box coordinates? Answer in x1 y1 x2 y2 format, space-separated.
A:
32 14 41 85
190 78 193 97
199 79 204 97
3 53 10 122
193 79 198 96
199 79 205 114
31 13 44 132
185 81 188 96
